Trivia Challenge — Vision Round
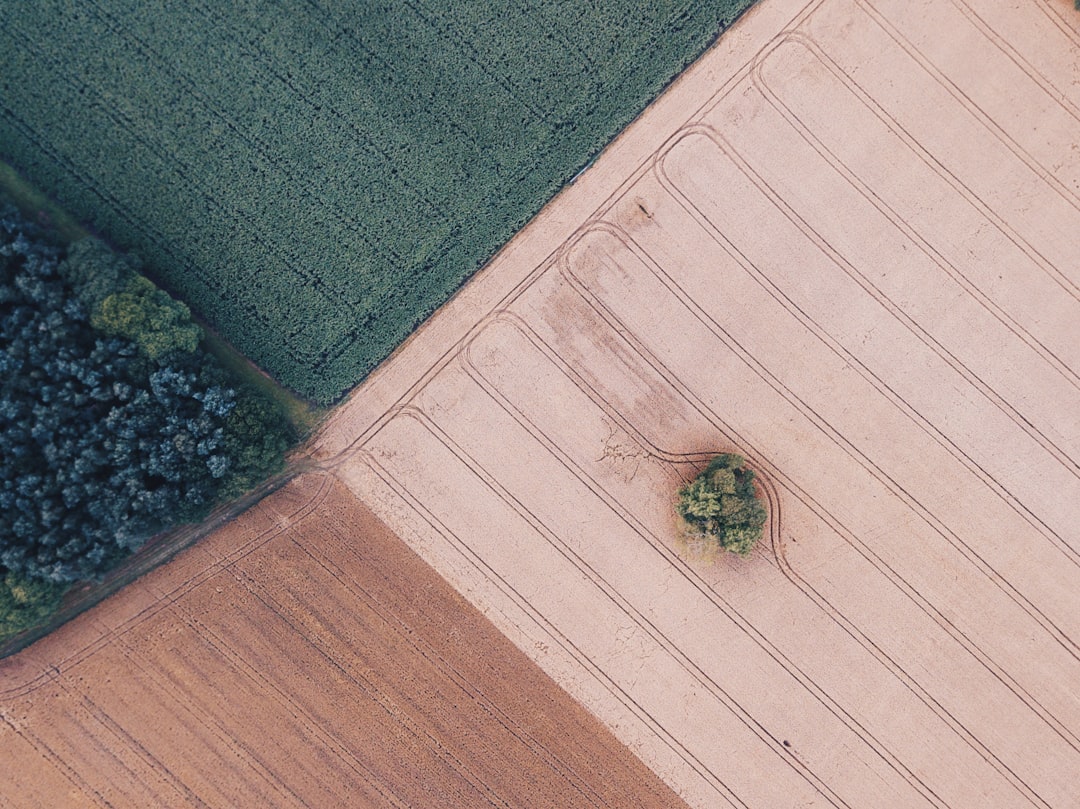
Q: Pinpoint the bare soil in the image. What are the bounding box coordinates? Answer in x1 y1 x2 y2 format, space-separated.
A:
313 0 1080 806
0 475 683 808
4 0 1080 807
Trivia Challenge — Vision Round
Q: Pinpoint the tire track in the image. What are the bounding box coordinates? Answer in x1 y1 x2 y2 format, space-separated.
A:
212 550 515 807
536 257 1060 806
1037 0 1080 43
714 63 1080 394
395 402 854 809
109 624 311 808
455 320 964 808
284 518 615 809
0 712 114 808
856 0 1080 201
168 592 419 809
557 223 1080 756
651 132 1080 643
55 678 210 809
355 446 749 809
0 14 373 372
949 0 1080 122
462 307 1051 808
754 26 1080 304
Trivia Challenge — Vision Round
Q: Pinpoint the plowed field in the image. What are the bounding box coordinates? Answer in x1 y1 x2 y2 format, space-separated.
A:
0 475 683 808
3 0 1080 807
314 0 1080 807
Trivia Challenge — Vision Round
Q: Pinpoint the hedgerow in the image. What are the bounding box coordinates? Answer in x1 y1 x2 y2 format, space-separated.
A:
0 0 756 402
0 202 294 592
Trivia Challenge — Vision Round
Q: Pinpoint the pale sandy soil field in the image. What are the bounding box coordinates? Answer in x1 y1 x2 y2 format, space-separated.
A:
0 475 683 807
3 0 1080 807
315 0 1080 806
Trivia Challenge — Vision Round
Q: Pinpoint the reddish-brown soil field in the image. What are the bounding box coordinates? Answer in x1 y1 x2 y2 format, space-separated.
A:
0 475 684 808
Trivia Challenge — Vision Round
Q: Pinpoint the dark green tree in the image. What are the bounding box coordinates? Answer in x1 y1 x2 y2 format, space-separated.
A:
676 454 766 556
58 237 134 311
1 202 293 587
216 392 292 498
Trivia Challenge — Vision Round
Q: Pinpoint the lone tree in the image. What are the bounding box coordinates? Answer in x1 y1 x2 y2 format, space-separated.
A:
676 454 767 556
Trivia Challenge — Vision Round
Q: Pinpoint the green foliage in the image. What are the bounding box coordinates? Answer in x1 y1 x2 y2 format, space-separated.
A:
93 275 202 360
0 0 756 403
1 204 294 585
60 238 202 360
676 454 766 556
0 571 66 641
58 237 136 312
216 389 293 499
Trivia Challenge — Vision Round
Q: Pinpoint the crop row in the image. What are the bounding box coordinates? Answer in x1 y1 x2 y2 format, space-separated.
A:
0 0 755 402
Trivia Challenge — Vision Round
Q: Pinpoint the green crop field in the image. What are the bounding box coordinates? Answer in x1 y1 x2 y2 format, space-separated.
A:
0 0 754 403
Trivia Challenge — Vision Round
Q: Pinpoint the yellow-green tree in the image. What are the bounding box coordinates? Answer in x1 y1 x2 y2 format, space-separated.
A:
92 275 201 360
676 454 766 556
0 572 66 642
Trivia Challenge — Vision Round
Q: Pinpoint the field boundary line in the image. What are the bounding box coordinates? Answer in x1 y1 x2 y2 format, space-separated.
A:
0 100 307 366
355 446 749 809
0 16 369 374
313 0 823 448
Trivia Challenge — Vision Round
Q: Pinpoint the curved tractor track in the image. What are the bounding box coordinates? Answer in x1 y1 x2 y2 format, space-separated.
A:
4 0 1080 806
316 0 1080 806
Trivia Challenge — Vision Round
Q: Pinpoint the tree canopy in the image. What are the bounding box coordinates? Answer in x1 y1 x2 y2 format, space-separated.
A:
1 201 293 594
676 454 767 556
0 570 65 641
